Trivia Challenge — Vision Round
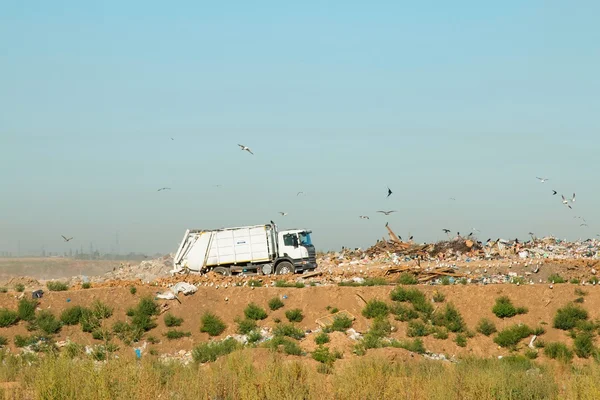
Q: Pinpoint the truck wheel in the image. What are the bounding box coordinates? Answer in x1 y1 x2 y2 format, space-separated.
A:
275 261 293 275
213 267 231 276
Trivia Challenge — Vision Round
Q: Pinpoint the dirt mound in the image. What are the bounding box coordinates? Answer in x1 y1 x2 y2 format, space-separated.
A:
80 255 174 284
0 276 41 289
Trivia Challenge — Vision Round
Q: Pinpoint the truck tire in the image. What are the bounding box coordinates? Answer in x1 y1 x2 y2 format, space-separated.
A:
212 267 231 276
275 261 293 275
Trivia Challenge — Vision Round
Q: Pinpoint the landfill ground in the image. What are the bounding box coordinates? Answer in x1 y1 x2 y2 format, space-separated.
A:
0 234 600 367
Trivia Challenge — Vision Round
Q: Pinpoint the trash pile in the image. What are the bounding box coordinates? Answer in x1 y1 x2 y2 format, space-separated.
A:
83 255 174 284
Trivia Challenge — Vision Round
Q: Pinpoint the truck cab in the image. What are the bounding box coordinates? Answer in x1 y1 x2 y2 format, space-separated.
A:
276 229 317 273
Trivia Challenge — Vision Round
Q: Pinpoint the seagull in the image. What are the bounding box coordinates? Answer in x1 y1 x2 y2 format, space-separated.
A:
571 193 576 203
528 232 535 236
61 235 73 242
359 216 370 219
157 187 171 192
536 177 549 183
270 220 275 225
387 187 393 198
297 192 304 196
376 210 397 215
238 144 254 155
449 197 456 201
442 229 451 234
472 228 481 233
278 212 288 216
552 190 557 195
170 137 175 141
561 195 572 209
581 223 589 227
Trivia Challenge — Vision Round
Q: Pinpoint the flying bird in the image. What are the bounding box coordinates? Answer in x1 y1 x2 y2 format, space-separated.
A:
359 216 370 219
442 229 451 234
581 223 589 227
238 144 254 155
472 228 481 233
552 190 557 195
61 235 73 242
297 192 304 196
387 187 393 198
278 212 288 216
157 187 171 192
561 195 572 209
571 193 576 203
528 232 535 236
376 210 397 215
536 177 549 183
170 137 174 141
449 197 456 201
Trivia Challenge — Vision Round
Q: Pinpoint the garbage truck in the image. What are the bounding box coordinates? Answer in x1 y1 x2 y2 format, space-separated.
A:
171 223 317 276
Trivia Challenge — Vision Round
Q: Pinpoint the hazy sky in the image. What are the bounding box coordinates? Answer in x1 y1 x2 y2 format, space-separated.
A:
1 1 599 254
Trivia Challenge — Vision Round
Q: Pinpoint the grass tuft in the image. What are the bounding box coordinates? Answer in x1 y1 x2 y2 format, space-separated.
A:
200 312 227 336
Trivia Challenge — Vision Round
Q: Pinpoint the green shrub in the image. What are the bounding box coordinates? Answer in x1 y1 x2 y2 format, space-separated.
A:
315 332 330 345
441 277 450 285
164 313 183 327
137 297 160 316
397 273 418 285
273 280 304 288
329 315 353 332
407 321 432 337
0 336 7 346
192 338 241 363
17 298 38 321
433 327 449 340
532 326 546 336
285 308 304 322
492 296 527 318
476 318 497 336
455 333 467 347
570 278 580 284
544 342 573 362
92 329 112 341
494 324 533 349
361 300 389 319
574 332 595 358
391 338 426 354
130 286 137 295
524 348 538 359
15 284 25 293
146 335 159 344
131 312 156 332
247 331 262 344
81 282 91 289
0 308 19 327
164 329 191 340
80 309 100 333
273 323 305 340
0 287 7 293
574 297 585 304
548 273 566 284
36 310 62 335
46 281 69 291
329 307 339 314
247 279 263 287
244 303 268 321
91 301 113 319
390 303 419 322
14 335 37 348
60 306 86 325
369 317 392 338
575 288 588 296
390 287 424 303
312 346 342 365
126 308 135 317
266 336 303 356
554 303 588 330
432 303 465 332
200 312 226 336
268 297 284 311
432 291 446 303
339 278 388 287
236 318 257 335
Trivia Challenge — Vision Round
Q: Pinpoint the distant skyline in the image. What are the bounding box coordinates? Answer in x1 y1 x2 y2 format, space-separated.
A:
1 1 599 253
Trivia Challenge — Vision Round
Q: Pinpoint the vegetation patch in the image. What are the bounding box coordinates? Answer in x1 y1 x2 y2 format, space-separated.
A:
361 300 389 319
544 342 573 362
244 303 268 321
235 318 257 335
397 273 418 285
274 281 305 288
164 329 191 340
0 308 19 328
200 313 227 336
273 323 305 340
339 277 388 287
432 303 465 333
18 298 38 322
494 324 533 349
164 313 183 327
285 309 304 323
476 318 497 336
492 296 528 318
547 273 566 284
554 303 588 330
268 297 284 311
46 281 69 291
36 311 62 335
192 338 241 363
315 332 330 345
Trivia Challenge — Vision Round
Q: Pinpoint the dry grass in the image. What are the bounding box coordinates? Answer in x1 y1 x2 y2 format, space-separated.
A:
1 349 600 399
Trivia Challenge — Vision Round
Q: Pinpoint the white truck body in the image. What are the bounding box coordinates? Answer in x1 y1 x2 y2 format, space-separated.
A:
171 223 316 276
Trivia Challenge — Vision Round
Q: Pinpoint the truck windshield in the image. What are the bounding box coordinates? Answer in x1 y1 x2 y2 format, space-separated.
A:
299 232 312 246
